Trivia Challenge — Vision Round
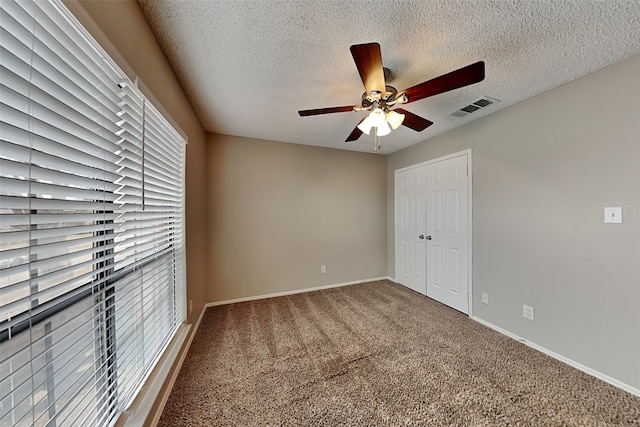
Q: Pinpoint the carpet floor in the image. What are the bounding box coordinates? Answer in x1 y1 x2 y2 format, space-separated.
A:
158 280 640 426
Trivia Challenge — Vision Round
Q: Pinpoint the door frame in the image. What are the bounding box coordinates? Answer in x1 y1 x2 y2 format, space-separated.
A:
394 149 473 317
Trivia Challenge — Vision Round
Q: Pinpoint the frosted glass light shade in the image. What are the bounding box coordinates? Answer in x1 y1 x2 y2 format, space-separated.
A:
357 116 373 135
375 121 391 136
386 110 405 129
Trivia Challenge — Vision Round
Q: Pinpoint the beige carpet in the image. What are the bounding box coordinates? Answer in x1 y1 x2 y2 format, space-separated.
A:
158 280 640 426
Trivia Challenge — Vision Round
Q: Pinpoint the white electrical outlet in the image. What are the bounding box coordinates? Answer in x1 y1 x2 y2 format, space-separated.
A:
481 293 489 304
523 304 535 320
320 265 327 274
604 207 622 223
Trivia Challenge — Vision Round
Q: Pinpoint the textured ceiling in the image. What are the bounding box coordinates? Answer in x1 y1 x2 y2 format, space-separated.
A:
138 0 640 154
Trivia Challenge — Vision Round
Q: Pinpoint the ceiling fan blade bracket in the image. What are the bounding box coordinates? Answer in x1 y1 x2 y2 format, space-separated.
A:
393 92 409 104
382 86 397 102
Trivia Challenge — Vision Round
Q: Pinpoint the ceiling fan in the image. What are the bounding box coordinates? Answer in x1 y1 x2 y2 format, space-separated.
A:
298 42 485 143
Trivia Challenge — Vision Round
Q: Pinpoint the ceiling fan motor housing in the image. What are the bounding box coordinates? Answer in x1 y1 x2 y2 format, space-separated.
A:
361 85 399 111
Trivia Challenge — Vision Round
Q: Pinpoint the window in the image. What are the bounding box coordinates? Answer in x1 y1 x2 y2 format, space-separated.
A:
0 1 187 426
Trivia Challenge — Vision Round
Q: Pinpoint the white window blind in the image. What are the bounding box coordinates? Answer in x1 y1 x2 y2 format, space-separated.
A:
0 1 187 426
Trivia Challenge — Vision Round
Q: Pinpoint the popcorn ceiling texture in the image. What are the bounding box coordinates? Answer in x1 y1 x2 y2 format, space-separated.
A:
157 281 640 426
139 1 640 154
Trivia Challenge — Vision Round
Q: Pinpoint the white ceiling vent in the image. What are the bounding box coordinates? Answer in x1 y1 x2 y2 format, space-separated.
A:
450 96 500 118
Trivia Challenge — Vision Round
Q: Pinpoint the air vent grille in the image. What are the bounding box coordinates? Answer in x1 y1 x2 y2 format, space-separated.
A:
450 96 500 118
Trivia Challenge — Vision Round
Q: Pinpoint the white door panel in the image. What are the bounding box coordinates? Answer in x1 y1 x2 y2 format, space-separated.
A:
426 155 469 313
396 167 427 295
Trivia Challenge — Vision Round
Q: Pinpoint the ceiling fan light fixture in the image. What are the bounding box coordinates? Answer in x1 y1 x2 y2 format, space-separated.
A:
386 110 405 129
368 108 387 127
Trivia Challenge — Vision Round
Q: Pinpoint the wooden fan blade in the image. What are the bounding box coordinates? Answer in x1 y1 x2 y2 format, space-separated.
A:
394 108 433 132
350 42 386 96
399 61 485 104
345 126 363 142
345 117 366 142
298 106 356 116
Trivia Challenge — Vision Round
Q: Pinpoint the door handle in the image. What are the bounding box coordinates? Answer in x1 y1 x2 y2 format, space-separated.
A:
419 235 425 239
425 235 432 240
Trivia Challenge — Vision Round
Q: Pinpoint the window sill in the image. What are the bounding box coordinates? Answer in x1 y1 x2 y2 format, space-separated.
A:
118 323 192 427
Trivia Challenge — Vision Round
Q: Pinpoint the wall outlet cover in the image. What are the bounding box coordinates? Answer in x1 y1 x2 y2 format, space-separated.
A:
523 304 535 320
481 293 489 304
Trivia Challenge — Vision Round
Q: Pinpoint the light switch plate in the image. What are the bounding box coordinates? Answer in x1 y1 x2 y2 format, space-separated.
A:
604 207 622 224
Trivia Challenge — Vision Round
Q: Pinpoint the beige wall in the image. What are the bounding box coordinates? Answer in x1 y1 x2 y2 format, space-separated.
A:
388 54 640 390
207 134 388 302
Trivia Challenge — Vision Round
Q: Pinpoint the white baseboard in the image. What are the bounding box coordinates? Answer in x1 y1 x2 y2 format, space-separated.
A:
206 276 392 307
472 316 640 397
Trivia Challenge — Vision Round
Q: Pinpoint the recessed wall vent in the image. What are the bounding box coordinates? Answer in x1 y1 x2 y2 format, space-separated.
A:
450 96 500 118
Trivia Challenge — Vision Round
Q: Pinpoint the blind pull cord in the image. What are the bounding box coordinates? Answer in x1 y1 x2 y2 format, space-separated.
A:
141 101 146 211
